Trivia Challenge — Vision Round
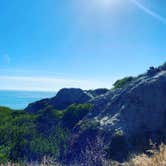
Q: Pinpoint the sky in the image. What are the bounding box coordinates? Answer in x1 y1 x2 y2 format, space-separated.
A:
0 0 166 91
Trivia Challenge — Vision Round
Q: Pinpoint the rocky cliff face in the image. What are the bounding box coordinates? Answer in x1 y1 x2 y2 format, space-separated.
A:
68 64 166 161
25 63 166 163
25 88 109 113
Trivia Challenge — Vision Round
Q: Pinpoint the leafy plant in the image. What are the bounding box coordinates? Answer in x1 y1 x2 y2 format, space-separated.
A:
113 77 134 89
62 104 93 129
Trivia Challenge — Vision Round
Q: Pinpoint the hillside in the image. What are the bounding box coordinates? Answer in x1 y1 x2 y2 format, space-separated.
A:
1 63 166 165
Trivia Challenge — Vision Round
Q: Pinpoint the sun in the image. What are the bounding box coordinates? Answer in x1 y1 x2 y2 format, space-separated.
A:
93 0 121 10
95 0 117 6
100 0 113 5
74 0 123 17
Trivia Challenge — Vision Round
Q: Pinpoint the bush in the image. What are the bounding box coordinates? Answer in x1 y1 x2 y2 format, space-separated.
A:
0 107 64 163
113 77 134 89
62 104 93 129
147 66 159 76
0 104 93 163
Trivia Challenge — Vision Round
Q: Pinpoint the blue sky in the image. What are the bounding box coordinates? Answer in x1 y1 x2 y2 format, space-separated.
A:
0 0 166 91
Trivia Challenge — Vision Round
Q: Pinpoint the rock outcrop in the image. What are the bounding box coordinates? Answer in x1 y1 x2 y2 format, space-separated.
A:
25 88 109 113
25 63 166 163
68 63 166 161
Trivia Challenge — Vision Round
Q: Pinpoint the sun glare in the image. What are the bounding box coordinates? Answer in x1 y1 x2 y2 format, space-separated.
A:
97 0 113 5
95 0 119 8
74 0 124 19
75 0 120 10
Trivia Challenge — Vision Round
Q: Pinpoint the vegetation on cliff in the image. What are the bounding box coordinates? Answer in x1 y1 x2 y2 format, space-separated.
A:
1 63 166 165
0 104 92 164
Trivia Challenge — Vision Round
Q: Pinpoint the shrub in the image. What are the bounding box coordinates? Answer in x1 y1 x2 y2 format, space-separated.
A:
0 104 93 163
147 66 159 76
62 104 93 129
113 77 134 89
0 107 63 163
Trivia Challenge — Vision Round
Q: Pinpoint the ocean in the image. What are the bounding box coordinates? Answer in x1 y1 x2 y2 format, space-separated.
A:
0 90 56 110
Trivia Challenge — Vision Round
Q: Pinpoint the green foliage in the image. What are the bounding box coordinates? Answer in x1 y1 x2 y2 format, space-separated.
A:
0 107 65 163
0 104 92 163
113 76 134 89
62 104 93 129
114 129 124 137
0 145 10 163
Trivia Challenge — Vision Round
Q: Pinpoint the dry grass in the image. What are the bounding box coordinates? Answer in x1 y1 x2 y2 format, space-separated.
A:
125 144 166 166
2 143 166 166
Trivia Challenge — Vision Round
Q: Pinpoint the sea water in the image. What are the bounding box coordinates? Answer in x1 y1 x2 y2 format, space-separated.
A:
0 90 56 110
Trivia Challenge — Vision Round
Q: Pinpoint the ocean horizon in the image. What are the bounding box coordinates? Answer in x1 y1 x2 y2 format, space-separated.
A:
0 90 56 110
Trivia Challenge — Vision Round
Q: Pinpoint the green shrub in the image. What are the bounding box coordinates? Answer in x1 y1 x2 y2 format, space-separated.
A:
113 76 134 89
62 104 93 129
0 107 62 162
0 104 92 163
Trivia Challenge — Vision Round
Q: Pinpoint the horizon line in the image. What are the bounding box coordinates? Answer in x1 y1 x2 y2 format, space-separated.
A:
0 75 114 92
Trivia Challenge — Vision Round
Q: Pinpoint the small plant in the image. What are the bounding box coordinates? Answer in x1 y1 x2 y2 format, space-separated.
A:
114 128 124 137
147 66 159 76
62 104 93 129
113 77 134 89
